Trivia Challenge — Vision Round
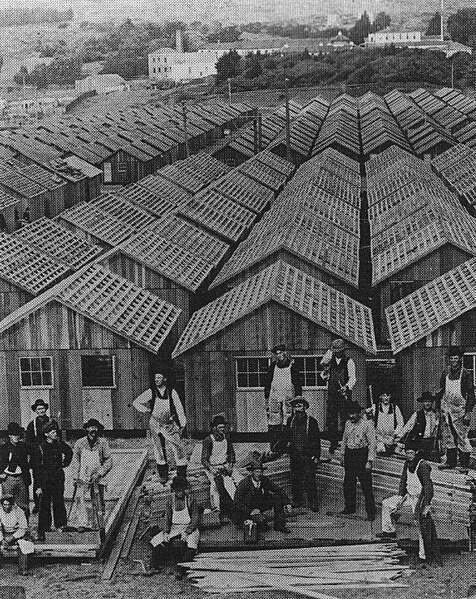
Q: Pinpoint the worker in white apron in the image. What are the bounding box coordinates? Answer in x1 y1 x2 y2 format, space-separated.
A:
201 414 242 518
377 441 434 561
437 346 475 470
264 344 303 448
133 370 188 484
149 476 201 578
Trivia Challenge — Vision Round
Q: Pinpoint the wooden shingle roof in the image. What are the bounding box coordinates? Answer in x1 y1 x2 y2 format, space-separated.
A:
14 218 102 270
0 232 69 294
211 171 274 214
386 257 476 354
90 193 157 231
56 264 181 353
173 261 376 357
237 159 288 192
118 230 213 292
137 174 192 209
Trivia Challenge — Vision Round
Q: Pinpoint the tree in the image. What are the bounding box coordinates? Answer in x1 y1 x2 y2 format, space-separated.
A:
349 11 371 45
372 12 391 33
448 9 476 45
100 51 148 79
215 50 242 83
426 12 442 36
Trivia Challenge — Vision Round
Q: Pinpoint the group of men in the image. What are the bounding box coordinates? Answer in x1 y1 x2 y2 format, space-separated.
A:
0 399 112 572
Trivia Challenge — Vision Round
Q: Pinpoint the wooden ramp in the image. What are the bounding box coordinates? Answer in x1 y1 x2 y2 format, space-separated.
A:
31 448 148 559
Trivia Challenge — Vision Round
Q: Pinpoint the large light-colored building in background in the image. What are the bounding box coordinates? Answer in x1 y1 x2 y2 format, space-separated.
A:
148 48 217 82
75 74 129 94
366 31 422 45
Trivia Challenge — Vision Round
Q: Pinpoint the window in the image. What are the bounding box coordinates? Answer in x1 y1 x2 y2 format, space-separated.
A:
464 354 476 385
81 355 116 388
117 162 127 173
20 357 53 388
236 358 269 388
293 356 327 388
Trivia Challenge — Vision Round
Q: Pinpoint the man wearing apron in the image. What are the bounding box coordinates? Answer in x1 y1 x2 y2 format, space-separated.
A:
437 346 475 470
149 476 201 578
264 344 302 449
377 440 434 562
72 419 112 532
133 368 188 484
201 414 242 520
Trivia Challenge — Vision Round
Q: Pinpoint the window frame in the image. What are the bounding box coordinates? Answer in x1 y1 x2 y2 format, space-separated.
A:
19 356 54 389
235 354 328 391
81 355 117 389
463 353 476 386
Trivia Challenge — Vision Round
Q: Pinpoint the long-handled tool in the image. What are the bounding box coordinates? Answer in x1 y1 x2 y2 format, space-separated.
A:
67 482 78 522
91 480 106 544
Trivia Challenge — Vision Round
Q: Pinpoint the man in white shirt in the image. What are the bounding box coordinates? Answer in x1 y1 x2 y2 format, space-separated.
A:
367 392 404 456
321 338 357 454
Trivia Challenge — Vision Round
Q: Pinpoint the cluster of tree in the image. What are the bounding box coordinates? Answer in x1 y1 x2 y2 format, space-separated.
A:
13 57 83 88
216 46 472 92
447 9 476 46
100 51 148 79
0 7 73 27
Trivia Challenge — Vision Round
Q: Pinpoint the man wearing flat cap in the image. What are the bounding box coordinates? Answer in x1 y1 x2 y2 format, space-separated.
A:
321 338 357 454
233 458 292 533
32 421 72 541
397 392 440 462
273 397 321 511
25 399 58 514
264 344 303 448
201 413 242 521
436 346 475 470
72 419 112 532
0 423 31 517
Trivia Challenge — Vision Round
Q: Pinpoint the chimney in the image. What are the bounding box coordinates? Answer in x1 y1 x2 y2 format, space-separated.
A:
176 29 184 53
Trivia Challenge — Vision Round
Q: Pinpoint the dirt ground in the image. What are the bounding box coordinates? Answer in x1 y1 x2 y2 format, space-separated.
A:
2 437 475 599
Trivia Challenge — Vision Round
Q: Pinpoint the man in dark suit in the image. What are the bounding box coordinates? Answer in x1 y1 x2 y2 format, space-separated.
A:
233 458 292 533
273 396 321 511
0 423 32 518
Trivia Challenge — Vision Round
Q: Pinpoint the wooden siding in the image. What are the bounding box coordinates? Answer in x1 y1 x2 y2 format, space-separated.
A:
0 280 33 321
177 302 368 434
0 300 153 430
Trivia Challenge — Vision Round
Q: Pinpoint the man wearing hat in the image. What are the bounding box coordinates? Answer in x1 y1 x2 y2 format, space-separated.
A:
377 440 437 564
25 399 58 514
201 414 242 520
0 423 31 517
340 402 376 521
149 476 201 578
273 397 321 511
233 458 292 533
32 421 72 541
436 346 475 470
321 338 357 454
264 344 303 449
397 392 440 462
71 419 112 532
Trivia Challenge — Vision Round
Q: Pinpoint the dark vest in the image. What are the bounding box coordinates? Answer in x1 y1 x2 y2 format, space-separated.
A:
409 409 431 442
328 356 349 395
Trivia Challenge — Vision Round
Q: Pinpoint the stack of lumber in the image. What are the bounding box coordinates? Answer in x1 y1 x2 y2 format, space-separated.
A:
184 543 410 595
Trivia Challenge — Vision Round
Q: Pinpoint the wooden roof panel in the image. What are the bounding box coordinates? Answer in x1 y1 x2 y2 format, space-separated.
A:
90 193 157 231
173 261 375 357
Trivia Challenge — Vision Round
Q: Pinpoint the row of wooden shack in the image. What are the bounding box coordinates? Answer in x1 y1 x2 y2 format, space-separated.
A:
1 88 476 435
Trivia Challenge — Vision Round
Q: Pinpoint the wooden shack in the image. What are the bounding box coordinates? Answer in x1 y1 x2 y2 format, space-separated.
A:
386 256 476 420
0 169 50 222
0 189 20 232
172 260 376 435
0 264 181 431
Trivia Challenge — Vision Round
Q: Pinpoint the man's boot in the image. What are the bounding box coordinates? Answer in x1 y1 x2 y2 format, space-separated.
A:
439 448 457 469
176 465 187 478
18 553 28 575
460 451 471 470
157 464 169 484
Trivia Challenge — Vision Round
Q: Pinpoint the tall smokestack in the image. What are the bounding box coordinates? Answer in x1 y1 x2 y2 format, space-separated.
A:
176 29 184 53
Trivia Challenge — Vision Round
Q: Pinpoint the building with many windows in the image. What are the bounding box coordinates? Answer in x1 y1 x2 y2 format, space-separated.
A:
148 48 218 82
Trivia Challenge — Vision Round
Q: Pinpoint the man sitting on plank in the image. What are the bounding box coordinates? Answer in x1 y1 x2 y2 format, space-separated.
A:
233 458 292 534
0 494 33 574
377 439 440 565
201 413 242 522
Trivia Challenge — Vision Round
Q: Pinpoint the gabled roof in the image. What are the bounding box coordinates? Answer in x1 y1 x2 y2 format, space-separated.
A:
0 263 181 354
386 257 476 354
172 261 376 357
